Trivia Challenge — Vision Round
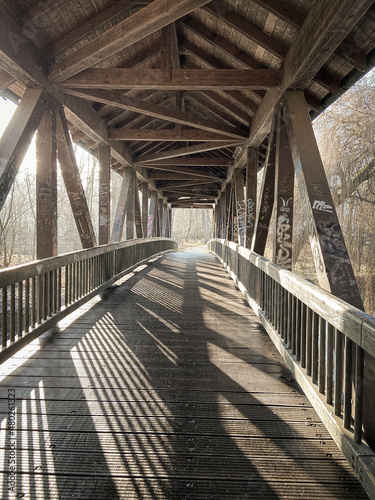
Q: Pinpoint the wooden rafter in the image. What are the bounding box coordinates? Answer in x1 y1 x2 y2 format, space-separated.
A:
203 4 343 95
248 0 374 148
137 141 241 163
49 0 214 83
65 88 248 139
136 158 234 166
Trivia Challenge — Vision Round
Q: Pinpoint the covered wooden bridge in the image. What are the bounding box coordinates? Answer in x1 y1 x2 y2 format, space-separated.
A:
0 0 375 498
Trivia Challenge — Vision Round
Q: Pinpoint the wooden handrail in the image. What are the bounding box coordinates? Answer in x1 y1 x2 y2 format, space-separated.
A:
0 238 177 363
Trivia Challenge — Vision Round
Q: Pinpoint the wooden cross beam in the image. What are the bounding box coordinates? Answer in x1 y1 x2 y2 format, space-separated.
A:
109 129 238 142
49 0 214 83
65 88 248 140
137 141 241 163
60 68 281 90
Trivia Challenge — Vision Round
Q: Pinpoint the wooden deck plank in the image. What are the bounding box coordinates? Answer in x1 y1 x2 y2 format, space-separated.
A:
0 249 368 499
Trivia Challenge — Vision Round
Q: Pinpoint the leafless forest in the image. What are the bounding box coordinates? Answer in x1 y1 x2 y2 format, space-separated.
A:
0 72 374 312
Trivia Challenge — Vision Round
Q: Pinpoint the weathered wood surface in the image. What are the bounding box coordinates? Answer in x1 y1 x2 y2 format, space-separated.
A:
0 250 368 499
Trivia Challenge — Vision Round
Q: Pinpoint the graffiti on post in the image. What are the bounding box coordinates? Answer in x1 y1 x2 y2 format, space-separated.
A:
275 197 292 268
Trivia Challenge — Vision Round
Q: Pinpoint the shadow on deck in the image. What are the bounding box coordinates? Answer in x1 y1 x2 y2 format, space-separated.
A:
0 249 369 499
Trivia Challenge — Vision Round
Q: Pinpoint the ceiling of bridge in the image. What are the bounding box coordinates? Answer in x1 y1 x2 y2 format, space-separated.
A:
0 0 374 208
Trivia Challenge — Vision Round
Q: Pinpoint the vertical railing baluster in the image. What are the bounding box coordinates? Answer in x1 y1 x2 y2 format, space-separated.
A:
286 292 292 349
57 268 61 311
306 307 312 377
291 294 296 354
1 287 7 348
326 323 334 404
312 312 319 384
25 279 30 333
334 329 344 417
296 299 301 361
344 337 353 430
10 284 15 343
300 303 307 368
17 281 23 337
354 345 364 443
318 317 326 394
31 277 36 327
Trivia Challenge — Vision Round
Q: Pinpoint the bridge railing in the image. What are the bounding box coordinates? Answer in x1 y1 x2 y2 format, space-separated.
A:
209 238 375 493
0 238 177 364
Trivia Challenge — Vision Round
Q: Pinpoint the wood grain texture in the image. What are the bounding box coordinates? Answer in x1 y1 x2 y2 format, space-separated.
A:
0 250 368 499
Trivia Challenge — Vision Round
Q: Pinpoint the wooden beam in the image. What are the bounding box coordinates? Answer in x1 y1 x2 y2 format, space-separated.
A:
36 107 58 259
273 108 294 270
141 183 149 237
65 89 248 140
161 25 172 81
245 148 257 249
111 167 133 242
171 22 180 69
56 107 97 248
46 4 131 57
148 172 221 181
283 91 362 307
234 169 245 246
25 0 65 22
0 69 16 92
203 4 341 95
251 0 367 71
98 145 111 245
134 176 144 238
0 88 47 211
0 7 48 87
126 175 135 239
49 0 213 83
109 128 238 142
251 119 277 255
248 0 374 148
137 141 241 163
158 179 218 189
136 157 234 167
187 93 248 131
61 68 281 90
148 191 158 237
145 164 225 179
181 20 319 112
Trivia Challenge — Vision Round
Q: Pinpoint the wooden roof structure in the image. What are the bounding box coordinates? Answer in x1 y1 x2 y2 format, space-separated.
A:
0 0 375 209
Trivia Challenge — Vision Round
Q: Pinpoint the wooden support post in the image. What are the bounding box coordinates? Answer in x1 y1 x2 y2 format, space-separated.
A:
36 107 58 259
134 176 144 238
111 167 133 242
148 191 158 237
245 148 257 249
0 88 47 211
283 91 362 308
56 107 97 248
273 108 294 270
252 119 277 255
220 190 227 239
162 202 168 237
225 184 231 241
168 207 172 238
226 183 234 241
98 145 111 245
234 168 246 246
126 174 135 240
141 182 149 237
158 198 164 237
